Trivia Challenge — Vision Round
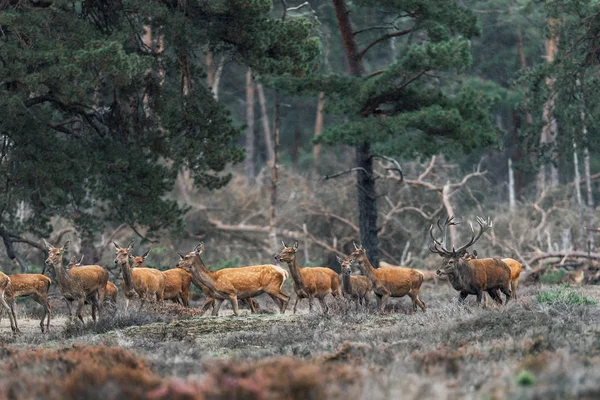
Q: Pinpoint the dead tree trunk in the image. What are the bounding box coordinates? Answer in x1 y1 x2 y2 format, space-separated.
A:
245 69 256 185
292 102 302 165
508 158 516 210
332 0 379 265
256 83 275 165
538 18 560 192
312 92 325 177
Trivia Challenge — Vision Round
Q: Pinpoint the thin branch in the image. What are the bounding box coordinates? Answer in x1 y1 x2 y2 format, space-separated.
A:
358 28 412 60
353 25 396 36
323 167 371 180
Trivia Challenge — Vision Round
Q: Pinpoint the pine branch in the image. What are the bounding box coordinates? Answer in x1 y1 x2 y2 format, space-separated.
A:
358 28 412 60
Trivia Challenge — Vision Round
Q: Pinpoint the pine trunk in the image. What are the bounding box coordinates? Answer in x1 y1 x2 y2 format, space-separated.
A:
256 83 275 164
332 0 379 265
312 92 325 176
269 91 280 252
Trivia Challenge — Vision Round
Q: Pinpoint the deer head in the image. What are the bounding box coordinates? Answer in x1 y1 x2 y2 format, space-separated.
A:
65 255 85 270
176 242 204 272
336 255 354 276
131 248 152 268
429 216 491 276
113 239 135 266
274 241 299 263
44 239 70 266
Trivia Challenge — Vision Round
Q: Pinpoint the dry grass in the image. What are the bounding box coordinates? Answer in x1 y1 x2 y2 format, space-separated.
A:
0 283 598 399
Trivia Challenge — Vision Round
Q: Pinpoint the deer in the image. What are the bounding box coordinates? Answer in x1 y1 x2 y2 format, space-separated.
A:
44 239 108 323
2 272 52 333
429 216 512 306
176 242 289 316
463 250 523 300
336 256 372 311
113 240 166 311
0 272 17 332
344 243 426 313
274 241 341 314
130 249 192 307
67 256 118 306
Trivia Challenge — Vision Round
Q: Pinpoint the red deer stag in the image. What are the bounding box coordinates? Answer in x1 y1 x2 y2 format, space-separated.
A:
344 244 426 313
44 240 108 323
67 256 118 306
274 241 341 314
464 250 523 300
3 272 52 333
0 273 17 332
430 216 512 305
113 240 166 311
176 243 289 316
130 249 192 307
336 256 371 311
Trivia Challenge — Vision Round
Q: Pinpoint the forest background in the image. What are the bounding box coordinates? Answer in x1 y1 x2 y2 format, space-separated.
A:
1 0 600 279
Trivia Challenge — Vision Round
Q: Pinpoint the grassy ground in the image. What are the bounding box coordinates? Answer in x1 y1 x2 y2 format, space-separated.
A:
0 282 599 399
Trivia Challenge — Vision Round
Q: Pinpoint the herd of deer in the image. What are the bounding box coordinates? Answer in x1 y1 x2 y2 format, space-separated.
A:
0 216 522 333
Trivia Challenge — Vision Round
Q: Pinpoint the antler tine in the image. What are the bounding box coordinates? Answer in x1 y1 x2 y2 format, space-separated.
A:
353 241 359 250
429 224 444 246
455 216 491 254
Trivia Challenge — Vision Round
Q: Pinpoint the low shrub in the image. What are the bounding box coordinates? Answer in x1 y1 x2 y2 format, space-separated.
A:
536 285 596 306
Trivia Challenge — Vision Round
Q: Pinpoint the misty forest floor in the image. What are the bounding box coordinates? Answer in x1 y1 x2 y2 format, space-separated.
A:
0 283 599 399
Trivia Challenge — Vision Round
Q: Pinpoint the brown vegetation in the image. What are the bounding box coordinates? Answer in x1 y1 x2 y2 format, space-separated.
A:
430 217 512 305
344 244 426 312
45 240 108 323
176 243 289 316
113 240 166 311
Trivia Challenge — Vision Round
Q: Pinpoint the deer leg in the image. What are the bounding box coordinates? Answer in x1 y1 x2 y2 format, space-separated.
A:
293 297 300 314
212 299 224 316
364 294 370 310
500 285 512 304
229 295 239 316
318 297 329 314
201 297 215 315
32 294 50 333
1 293 17 333
8 300 20 333
475 289 484 306
75 298 85 324
487 290 503 306
511 280 518 301
265 287 290 314
458 291 469 303
124 297 130 312
180 290 189 307
90 293 100 324
247 298 258 313
416 296 426 312
379 291 390 312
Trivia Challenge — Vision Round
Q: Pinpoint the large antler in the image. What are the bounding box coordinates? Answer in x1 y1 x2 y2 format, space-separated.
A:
454 216 492 255
429 215 458 255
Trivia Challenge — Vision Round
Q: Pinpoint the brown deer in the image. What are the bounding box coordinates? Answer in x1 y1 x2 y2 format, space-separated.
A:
113 240 166 311
464 250 523 300
3 272 52 333
336 256 371 311
0 272 17 332
430 216 512 305
67 256 118 306
176 242 289 316
274 241 341 314
130 249 191 307
44 239 108 323
344 244 426 313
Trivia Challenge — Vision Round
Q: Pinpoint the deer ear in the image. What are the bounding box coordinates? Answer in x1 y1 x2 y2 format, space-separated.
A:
127 239 135 250
194 242 204 254
472 250 478 257
292 241 299 251
69 256 77 264
178 252 185 260
78 255 85 265
112 241 120 250
336 256 344 265
281 241 287 248
43 239 53 250
63 240 70 251
142 248 152 259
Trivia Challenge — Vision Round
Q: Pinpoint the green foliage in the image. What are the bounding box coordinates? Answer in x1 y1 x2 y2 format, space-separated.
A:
539 268 567 284
0 0 319 246
536 284 597 306
516 369 536 386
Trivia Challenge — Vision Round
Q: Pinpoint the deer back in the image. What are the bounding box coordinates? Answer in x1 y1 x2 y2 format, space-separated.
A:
5 274 51 298
467 258 511 289
163 268 192 299
298 266 339 295
69 265 109 295
131 267 166 293
501 258 522 281
212 265 288 297
373 267 423 296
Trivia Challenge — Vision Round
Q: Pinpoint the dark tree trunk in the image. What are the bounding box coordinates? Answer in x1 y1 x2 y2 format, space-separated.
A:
332 0 379 265
292 101 302 165
245 69 256 184
356 142 379 264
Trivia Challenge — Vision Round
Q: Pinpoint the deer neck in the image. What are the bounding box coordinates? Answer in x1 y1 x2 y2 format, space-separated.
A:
189 255 219 294
453 259 474 290
341 272 352 293
358 255 378 283
52 259 73 292
119 259 135 292
285 254 306 290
